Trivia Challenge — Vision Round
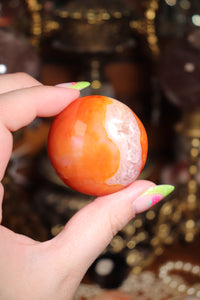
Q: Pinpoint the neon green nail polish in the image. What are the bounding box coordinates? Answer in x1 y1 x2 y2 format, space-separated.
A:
141 185 175 197
132 185 175 215
67 81 90 90
56 81 90 90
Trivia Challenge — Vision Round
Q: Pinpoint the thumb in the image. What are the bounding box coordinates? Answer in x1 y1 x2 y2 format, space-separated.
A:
48 180 174 290
49 181 156 276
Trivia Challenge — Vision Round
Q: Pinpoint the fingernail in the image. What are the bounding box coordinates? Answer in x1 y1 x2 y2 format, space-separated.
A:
56 81 90 90
132 185 175 214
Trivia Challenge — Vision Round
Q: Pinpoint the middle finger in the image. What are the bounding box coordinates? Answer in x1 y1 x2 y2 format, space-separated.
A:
0 73 41 95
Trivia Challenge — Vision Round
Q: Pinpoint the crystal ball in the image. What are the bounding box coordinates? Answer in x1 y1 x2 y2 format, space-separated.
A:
47 95 148 196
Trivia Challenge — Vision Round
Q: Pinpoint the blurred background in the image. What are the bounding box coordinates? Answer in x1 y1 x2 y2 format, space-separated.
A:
1 0 200 299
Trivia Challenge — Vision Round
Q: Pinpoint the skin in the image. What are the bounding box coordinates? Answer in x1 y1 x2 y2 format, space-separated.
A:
0 73 154 300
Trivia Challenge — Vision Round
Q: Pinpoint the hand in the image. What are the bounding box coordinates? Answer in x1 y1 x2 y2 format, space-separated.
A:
0 73 165 300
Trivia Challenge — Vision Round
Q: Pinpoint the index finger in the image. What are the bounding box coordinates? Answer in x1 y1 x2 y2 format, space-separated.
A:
0 85 79 180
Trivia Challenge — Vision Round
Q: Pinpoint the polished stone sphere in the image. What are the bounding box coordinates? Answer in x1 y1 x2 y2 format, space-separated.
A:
48 95 147 196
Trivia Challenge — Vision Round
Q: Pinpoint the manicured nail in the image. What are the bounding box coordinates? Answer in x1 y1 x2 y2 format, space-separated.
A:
132 185 175 214
56 81 90 90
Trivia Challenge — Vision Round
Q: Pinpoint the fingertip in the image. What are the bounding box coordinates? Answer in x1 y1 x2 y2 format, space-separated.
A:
39 85 80 116
125 179 156 198
99 179 155 203
42 85 80 107
53 85 80 97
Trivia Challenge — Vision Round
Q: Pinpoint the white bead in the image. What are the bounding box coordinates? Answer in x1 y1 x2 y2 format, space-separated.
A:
187 287 196 295
163 276 171 284
160 267 167 273
196 290 200 297
192 266 200 274
94 258 114 276
166 261 174 270
174 261 184 270
169 280 178 288
184 263 192 272
178 284 187 292
159 270 167 279
159 260 200 298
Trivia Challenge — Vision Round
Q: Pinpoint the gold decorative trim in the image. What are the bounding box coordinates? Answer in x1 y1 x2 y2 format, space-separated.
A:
130 0 160 57
25 0 42 47
25 0 160 56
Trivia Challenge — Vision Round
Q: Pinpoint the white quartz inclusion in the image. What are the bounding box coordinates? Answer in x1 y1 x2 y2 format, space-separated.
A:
105 99 142 186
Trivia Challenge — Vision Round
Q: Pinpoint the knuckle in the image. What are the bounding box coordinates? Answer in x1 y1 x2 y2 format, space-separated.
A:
108 212 124 238
15 72 32 80
14 72 38 85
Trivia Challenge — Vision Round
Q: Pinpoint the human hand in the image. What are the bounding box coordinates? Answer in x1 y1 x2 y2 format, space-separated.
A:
0 73 174 300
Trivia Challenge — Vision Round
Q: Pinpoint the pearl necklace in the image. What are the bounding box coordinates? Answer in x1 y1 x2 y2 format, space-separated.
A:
158 261 200 298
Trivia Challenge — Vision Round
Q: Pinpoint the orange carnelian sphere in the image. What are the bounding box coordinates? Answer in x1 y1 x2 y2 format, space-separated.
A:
47 95 148 196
